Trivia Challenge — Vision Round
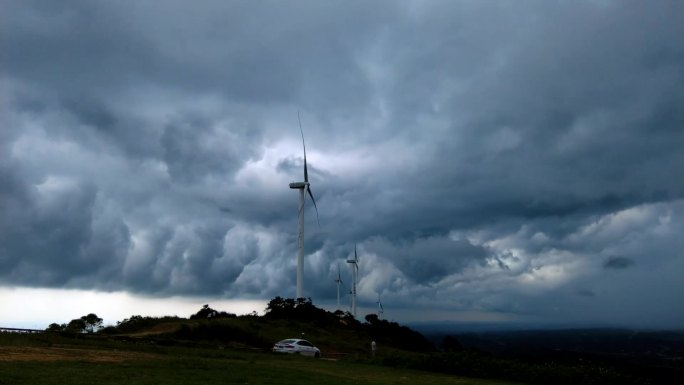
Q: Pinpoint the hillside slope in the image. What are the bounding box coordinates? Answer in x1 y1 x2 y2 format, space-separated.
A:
101 298 434 357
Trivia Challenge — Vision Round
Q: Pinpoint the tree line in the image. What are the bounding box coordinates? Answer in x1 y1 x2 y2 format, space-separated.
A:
46 313 103 334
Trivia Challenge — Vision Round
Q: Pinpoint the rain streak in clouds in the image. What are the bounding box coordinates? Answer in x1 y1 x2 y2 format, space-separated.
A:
1 0 684 328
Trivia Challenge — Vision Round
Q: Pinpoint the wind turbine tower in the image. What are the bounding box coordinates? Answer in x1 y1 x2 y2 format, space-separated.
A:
346 245 359 317
334 266 344 309
289 112 319 299
377 294 384 318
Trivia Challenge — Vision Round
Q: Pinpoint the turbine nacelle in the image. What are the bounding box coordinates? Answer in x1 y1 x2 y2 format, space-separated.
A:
289 182 308 189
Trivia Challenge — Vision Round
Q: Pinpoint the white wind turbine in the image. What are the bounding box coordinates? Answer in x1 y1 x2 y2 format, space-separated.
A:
334 265 344 309
377 294 384 318
346 245 359 317
289 112 319 299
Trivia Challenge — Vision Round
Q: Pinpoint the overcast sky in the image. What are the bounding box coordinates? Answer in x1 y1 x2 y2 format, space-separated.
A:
1 0 683 329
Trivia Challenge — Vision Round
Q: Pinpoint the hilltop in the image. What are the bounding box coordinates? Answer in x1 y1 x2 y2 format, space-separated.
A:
97 297 434 357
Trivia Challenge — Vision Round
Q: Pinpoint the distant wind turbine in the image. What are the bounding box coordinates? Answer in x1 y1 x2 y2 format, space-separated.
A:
289 111 319 299
334 265 344 309
346 245 359 317
377 294 384 318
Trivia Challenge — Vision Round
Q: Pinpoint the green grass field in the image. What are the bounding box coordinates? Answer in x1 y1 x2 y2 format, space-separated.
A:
0 333 520 385
1 303 653 385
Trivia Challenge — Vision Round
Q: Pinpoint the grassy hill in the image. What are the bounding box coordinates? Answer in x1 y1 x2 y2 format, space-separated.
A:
5 298 665 385
100 298 434 357
0 331 518 385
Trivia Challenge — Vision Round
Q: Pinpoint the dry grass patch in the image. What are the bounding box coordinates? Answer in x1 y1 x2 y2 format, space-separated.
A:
0 345 157 362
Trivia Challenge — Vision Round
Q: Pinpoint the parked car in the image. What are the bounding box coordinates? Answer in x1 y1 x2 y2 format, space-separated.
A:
272 339 321 358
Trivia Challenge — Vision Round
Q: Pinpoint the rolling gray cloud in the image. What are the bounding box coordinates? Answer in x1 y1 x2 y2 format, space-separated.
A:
603 257 635 270
1 0 683 328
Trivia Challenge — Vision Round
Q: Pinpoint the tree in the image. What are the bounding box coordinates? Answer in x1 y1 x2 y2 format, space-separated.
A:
264 297 336 325
65 318 87 333
365 313 380 325
61 313 103 334
81 313 103 333
46 323 65 332
264 296 297 319
190 304 236 320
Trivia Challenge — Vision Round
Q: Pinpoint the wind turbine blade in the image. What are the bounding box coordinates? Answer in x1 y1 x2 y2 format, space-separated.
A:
354 245 358 263
306 186 320 226
298 111 308 183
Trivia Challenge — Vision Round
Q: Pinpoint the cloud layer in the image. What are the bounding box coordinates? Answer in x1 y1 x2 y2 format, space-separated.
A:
1 0 683 327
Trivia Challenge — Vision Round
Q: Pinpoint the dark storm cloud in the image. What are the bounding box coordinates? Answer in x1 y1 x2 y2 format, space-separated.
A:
2 0 684 327
576 289 596 298
370 1 684 221
160 115 260 183
0 173 130 289
0 0 390 112
365 236 489 283
603 257 635 270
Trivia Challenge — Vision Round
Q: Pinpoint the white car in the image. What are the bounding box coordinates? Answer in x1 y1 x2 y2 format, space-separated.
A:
272 339 321 358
